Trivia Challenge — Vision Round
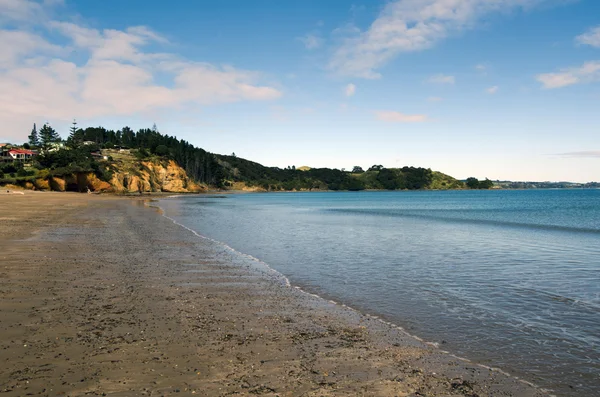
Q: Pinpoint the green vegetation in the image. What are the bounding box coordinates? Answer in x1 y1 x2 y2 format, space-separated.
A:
3 122 467 191
28 123 39 147
430 171 467 190
215 156 462 191
465 177 494 189
39 124 61 150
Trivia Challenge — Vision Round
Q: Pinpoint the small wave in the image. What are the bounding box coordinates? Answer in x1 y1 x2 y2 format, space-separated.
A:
510 286 600 312
324 208 600 234
148 201 291 288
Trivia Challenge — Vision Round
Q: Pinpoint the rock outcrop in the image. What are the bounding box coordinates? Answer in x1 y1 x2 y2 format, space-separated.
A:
109 160 204 193
4 159 205 193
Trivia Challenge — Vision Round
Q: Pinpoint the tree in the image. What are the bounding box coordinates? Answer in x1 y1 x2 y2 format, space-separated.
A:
402 166 433 189
345 177 365 191
466 177 480 189
368 165 383 171
377 168 401 190
155 145 169 156
67 119 81 148
478 178 494 189
352 166 364 173
28 123 39 147
39 123 61 149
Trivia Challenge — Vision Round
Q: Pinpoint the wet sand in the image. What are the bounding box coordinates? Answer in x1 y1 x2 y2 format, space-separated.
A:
0 191 550 396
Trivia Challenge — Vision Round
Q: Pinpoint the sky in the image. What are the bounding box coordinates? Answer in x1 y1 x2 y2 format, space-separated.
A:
1 0 599 182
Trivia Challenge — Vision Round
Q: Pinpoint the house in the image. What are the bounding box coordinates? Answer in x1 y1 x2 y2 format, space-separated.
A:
90 151 109 160
47 142 66 152
9 149 37 161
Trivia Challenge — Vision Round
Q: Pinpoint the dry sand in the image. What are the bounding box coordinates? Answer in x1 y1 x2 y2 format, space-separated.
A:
0 191 550 396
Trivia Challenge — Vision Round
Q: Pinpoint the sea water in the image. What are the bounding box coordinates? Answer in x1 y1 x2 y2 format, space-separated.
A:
159 189 600 396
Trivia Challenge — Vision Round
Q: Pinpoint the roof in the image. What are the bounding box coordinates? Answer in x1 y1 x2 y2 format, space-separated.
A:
0 143 8 147
9 149 36 155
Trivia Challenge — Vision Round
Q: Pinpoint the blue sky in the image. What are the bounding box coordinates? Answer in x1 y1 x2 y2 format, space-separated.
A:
1 0 599 182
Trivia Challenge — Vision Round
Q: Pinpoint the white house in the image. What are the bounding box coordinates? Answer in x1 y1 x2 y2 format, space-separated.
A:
9 149 36 161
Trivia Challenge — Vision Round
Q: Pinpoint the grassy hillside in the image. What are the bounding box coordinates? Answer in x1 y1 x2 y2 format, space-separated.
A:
215 155 465 191
430 171 465 189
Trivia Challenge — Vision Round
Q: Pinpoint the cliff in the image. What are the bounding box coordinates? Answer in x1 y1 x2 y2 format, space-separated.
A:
108 160 205 193
3 159 206 194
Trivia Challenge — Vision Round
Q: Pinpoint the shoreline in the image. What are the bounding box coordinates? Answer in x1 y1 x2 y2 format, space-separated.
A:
0 192 550 396
154 197 555 394
154 199 529 378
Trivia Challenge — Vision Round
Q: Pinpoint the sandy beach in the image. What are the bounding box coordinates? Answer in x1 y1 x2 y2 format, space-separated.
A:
0 191 549 396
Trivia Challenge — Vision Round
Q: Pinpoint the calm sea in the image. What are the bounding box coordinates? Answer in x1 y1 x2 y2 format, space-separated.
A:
159 189 600 396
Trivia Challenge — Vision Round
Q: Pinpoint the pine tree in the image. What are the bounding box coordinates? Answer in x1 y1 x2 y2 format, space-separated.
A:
67 119 80 148
39 123 60 150
28 123 39 147
69 119 77 138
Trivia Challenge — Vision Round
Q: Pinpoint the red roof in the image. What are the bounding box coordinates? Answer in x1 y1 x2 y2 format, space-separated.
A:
9 149 36 155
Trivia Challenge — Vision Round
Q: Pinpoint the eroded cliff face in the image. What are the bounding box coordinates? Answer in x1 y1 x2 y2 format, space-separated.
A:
109 160 204 193
6 160 205 193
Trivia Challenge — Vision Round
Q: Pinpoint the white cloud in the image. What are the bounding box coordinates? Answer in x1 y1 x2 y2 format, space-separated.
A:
555 151 600 158
329 0 549 78
298 33 322 50
428 74 455 84
487 85 499 94
0 1 282 142
428 96 443 102
576 26 600 48
375 110 427 123
0 0 44 21
536 61 600 88
345 83 356 97
475 63 487 72
49 22 170 63
0 30 62 67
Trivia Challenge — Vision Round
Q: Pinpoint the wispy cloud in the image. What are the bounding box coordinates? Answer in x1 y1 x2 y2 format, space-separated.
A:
487 86 499 94
344 83 356 97
298 33 322 50
554 151 600 158
475 63 487 72
428 96 443 102
428 74 455 84
329 0 550 78
375 110 427 123
576 26 600 48
0 0 44 21
536 61 600 88
0 0 282 142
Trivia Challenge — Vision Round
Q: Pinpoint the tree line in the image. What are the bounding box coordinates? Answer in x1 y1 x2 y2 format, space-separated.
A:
17 122 472 191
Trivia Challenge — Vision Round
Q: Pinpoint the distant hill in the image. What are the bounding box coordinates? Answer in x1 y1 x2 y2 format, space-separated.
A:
215 155 465 191
492 180 599 189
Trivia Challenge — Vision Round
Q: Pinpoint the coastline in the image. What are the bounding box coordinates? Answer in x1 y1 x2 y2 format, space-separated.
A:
0 192 550 396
